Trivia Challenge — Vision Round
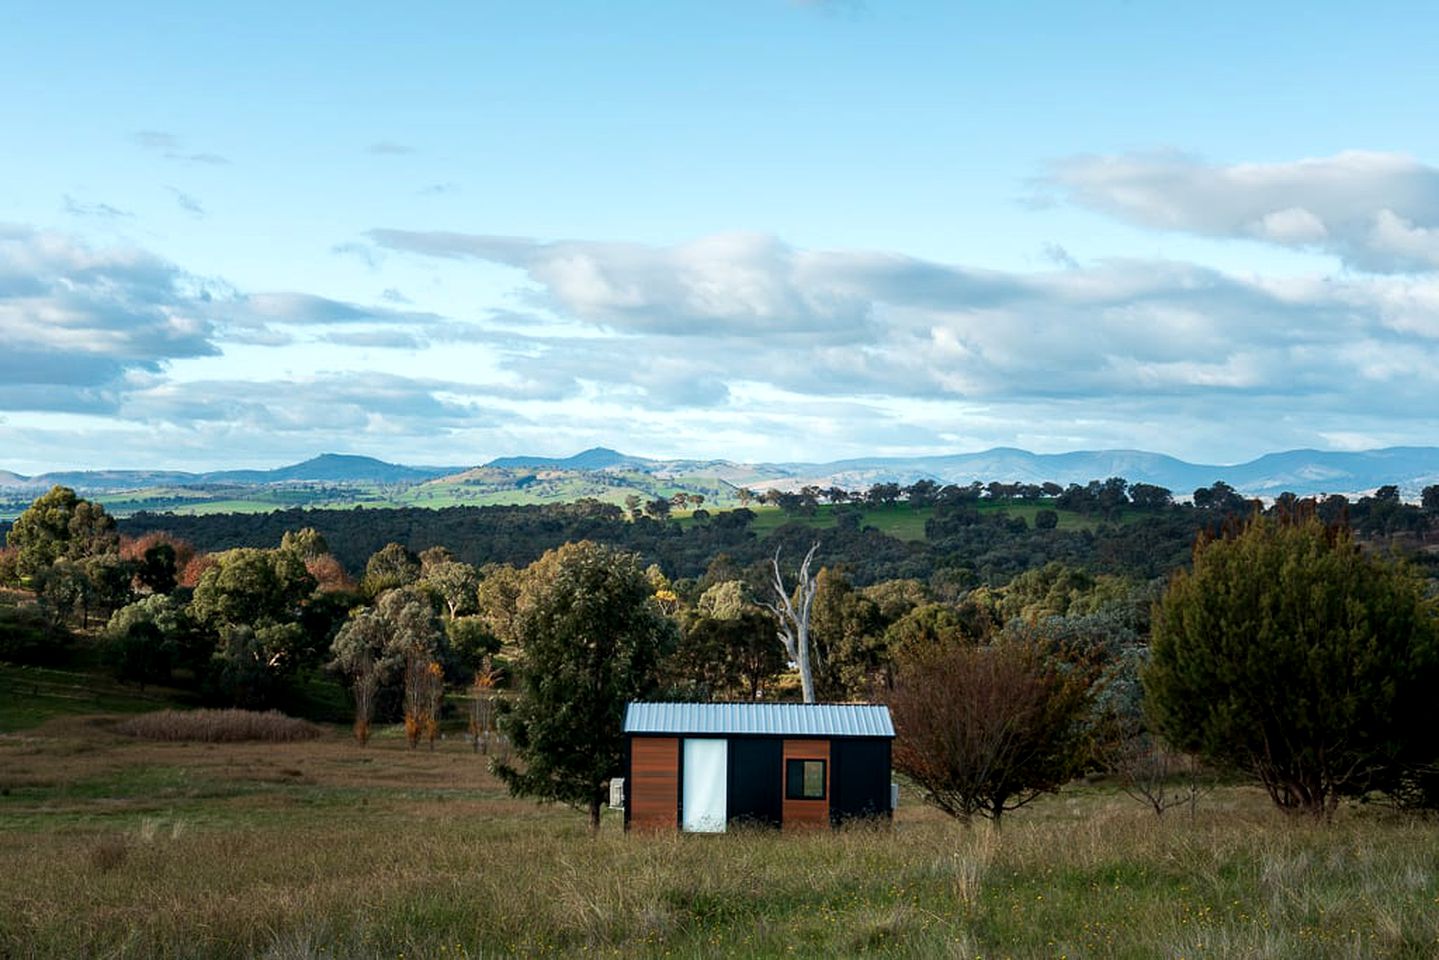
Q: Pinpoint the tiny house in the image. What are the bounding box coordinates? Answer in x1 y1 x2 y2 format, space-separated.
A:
620 702 894 832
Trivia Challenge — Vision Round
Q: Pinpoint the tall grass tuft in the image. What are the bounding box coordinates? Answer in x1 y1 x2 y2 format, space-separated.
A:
86 835 129 874
114 708 323 742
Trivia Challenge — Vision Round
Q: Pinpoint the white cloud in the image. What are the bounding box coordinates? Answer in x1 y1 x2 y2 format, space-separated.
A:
1044 150 1439 273
1254 207 1328 244
123 372 502 434
370 230 876 338
321 329 426 349
62 196 133 220
371 227 1434 402
131 129 230 165
1367 209 1439 267
166 187 205 217
0 226 471 414
0 224 220 407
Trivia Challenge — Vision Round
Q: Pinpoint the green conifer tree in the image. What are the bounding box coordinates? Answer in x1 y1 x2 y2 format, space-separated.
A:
1145 515 1439 815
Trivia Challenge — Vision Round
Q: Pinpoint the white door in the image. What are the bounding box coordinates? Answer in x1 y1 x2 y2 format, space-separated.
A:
682 738 728 832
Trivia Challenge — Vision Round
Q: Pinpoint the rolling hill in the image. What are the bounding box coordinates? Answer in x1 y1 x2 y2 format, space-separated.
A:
762 447 1439 497
6 454 459 491
472 445 1439 499
205 453 458 485
3 445 1437 520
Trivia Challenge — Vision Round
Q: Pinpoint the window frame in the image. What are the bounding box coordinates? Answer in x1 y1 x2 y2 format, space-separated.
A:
785 757 827 801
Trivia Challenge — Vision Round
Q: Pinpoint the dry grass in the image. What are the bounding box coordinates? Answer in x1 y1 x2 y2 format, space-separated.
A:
86 834 128 874
1 717 1437 958
114 708 324 743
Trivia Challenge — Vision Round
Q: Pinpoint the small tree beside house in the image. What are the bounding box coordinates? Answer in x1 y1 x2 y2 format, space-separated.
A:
494 541 676 832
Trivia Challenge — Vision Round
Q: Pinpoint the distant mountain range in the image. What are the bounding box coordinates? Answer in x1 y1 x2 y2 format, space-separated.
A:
480 445 1439 498
755 446 1439 499
4 446 1439 503
0 454 460 491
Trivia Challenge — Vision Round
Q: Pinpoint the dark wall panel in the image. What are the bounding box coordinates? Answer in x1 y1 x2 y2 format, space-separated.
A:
727 738 782 827
831 738 892 824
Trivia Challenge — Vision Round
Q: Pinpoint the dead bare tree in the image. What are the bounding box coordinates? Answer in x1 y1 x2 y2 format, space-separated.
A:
763 543 820 703
1110 732 1213 818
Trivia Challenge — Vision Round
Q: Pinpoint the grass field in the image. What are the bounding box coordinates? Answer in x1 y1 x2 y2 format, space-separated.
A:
2 695 1436 958
0 664 191 733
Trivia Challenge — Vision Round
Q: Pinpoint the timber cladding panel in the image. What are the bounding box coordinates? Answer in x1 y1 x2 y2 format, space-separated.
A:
629 736 679 830
781 738 830 829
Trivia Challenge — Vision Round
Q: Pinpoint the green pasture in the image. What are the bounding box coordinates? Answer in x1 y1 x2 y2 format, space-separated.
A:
0 663 186 733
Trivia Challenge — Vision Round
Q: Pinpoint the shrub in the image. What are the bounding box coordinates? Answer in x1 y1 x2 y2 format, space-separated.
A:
115 708 323 742
890 638 1100 823
0 601 69 665
102 621 173 690
102 595 202 689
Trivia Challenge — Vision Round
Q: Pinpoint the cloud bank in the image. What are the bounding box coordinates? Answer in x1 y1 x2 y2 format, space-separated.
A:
9 147 1439 468
1045 150 1439 273
0 224 219 411
370 226 1439 407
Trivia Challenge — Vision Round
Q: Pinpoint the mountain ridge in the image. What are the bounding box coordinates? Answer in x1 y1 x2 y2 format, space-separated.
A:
4 446 1439 499
7 454 462 491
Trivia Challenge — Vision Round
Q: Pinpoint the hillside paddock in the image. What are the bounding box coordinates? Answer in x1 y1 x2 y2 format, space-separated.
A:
1 709 1436 959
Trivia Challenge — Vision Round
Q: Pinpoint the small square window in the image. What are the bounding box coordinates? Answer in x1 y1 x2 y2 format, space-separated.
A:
786 758 826 800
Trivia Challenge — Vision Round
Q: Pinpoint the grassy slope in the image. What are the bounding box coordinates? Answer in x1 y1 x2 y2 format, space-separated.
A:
0 664 189 733
1 698 1436 958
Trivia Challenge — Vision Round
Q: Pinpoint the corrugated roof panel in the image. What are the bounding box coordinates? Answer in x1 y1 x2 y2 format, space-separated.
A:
623 702 894 738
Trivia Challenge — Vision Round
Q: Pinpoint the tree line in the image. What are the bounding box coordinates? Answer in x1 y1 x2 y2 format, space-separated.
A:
76 477 1439 590
3 481 1437 827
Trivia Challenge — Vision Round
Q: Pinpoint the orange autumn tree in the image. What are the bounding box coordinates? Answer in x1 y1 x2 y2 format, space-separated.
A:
404 655 445 750
329 585 445 747
468 657 504 755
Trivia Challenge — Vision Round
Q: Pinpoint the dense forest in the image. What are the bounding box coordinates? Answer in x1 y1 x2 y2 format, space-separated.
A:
103 478 1439 586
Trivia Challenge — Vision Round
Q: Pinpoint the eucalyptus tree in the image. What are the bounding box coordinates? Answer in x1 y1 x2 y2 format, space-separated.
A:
763 543 820 702
494 541 676 832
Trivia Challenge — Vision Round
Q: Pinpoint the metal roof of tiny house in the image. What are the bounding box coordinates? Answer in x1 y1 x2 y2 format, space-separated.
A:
624 702 894 738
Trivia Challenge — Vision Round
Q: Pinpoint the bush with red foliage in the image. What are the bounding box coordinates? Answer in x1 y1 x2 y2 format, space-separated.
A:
890 638 1100 823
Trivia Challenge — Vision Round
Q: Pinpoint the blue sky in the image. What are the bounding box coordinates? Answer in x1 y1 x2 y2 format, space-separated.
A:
4 1 1439 472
